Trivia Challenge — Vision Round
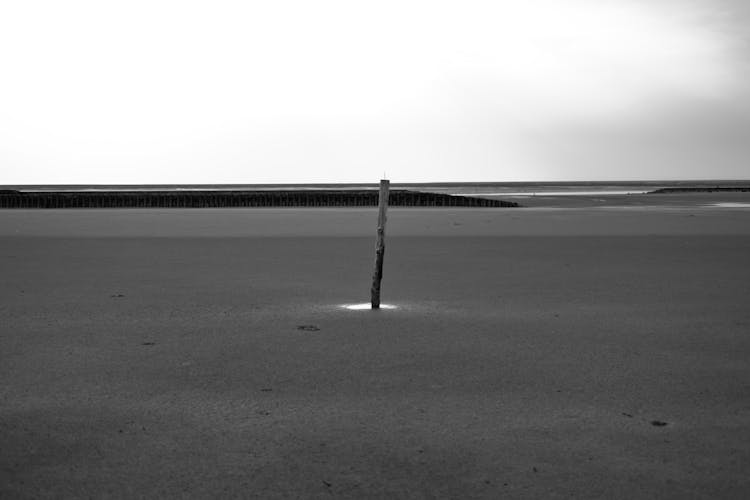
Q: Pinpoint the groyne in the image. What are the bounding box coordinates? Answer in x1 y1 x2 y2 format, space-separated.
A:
0 190 519 208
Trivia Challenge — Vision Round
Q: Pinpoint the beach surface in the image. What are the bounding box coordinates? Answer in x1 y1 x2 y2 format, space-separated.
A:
2 203 750 498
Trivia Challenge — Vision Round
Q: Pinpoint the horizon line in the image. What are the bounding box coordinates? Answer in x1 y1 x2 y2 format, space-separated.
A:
3 179 750 188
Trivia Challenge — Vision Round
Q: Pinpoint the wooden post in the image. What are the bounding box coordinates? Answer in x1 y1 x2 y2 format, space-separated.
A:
371 179 390 309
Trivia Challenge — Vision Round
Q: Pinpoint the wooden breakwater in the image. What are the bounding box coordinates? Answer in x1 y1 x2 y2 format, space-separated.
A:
0 190 519 208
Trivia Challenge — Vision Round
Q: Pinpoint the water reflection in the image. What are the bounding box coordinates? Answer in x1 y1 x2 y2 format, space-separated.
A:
342 303 397 310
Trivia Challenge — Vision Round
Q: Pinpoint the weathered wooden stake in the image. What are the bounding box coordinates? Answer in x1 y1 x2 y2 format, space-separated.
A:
371 179 390 309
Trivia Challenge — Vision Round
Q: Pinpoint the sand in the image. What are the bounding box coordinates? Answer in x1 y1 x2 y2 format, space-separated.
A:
1 204 750 498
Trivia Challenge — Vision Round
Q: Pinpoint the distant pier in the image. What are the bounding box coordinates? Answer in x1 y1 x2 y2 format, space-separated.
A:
0 190 519 208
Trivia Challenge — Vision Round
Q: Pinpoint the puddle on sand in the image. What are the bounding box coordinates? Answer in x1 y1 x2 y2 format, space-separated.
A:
341 303 398 310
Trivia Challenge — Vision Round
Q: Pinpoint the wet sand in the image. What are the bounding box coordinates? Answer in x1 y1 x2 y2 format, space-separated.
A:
2 205 750 498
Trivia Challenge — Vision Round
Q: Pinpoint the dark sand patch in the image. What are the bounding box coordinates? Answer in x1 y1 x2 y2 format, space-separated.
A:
2 204 750 238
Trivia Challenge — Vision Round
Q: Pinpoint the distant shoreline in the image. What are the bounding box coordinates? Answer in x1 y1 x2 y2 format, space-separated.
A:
3 182 749 209
648 187 750 194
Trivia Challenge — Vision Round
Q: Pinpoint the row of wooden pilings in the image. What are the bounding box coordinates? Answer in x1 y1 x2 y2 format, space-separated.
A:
0 190 519 208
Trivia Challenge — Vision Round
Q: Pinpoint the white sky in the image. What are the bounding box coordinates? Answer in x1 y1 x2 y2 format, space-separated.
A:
1 0 748 184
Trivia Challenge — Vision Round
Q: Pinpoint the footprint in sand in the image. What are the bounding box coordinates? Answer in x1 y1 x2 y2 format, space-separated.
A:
297 325 320 331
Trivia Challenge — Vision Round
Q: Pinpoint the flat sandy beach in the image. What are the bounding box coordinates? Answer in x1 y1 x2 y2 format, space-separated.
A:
2 200 750 498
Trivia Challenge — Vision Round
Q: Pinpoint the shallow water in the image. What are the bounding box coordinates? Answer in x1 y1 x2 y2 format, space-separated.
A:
712 202 750 208
451 190 649 197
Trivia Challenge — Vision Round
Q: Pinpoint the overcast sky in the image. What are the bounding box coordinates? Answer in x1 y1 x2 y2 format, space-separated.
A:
1 0 748 184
